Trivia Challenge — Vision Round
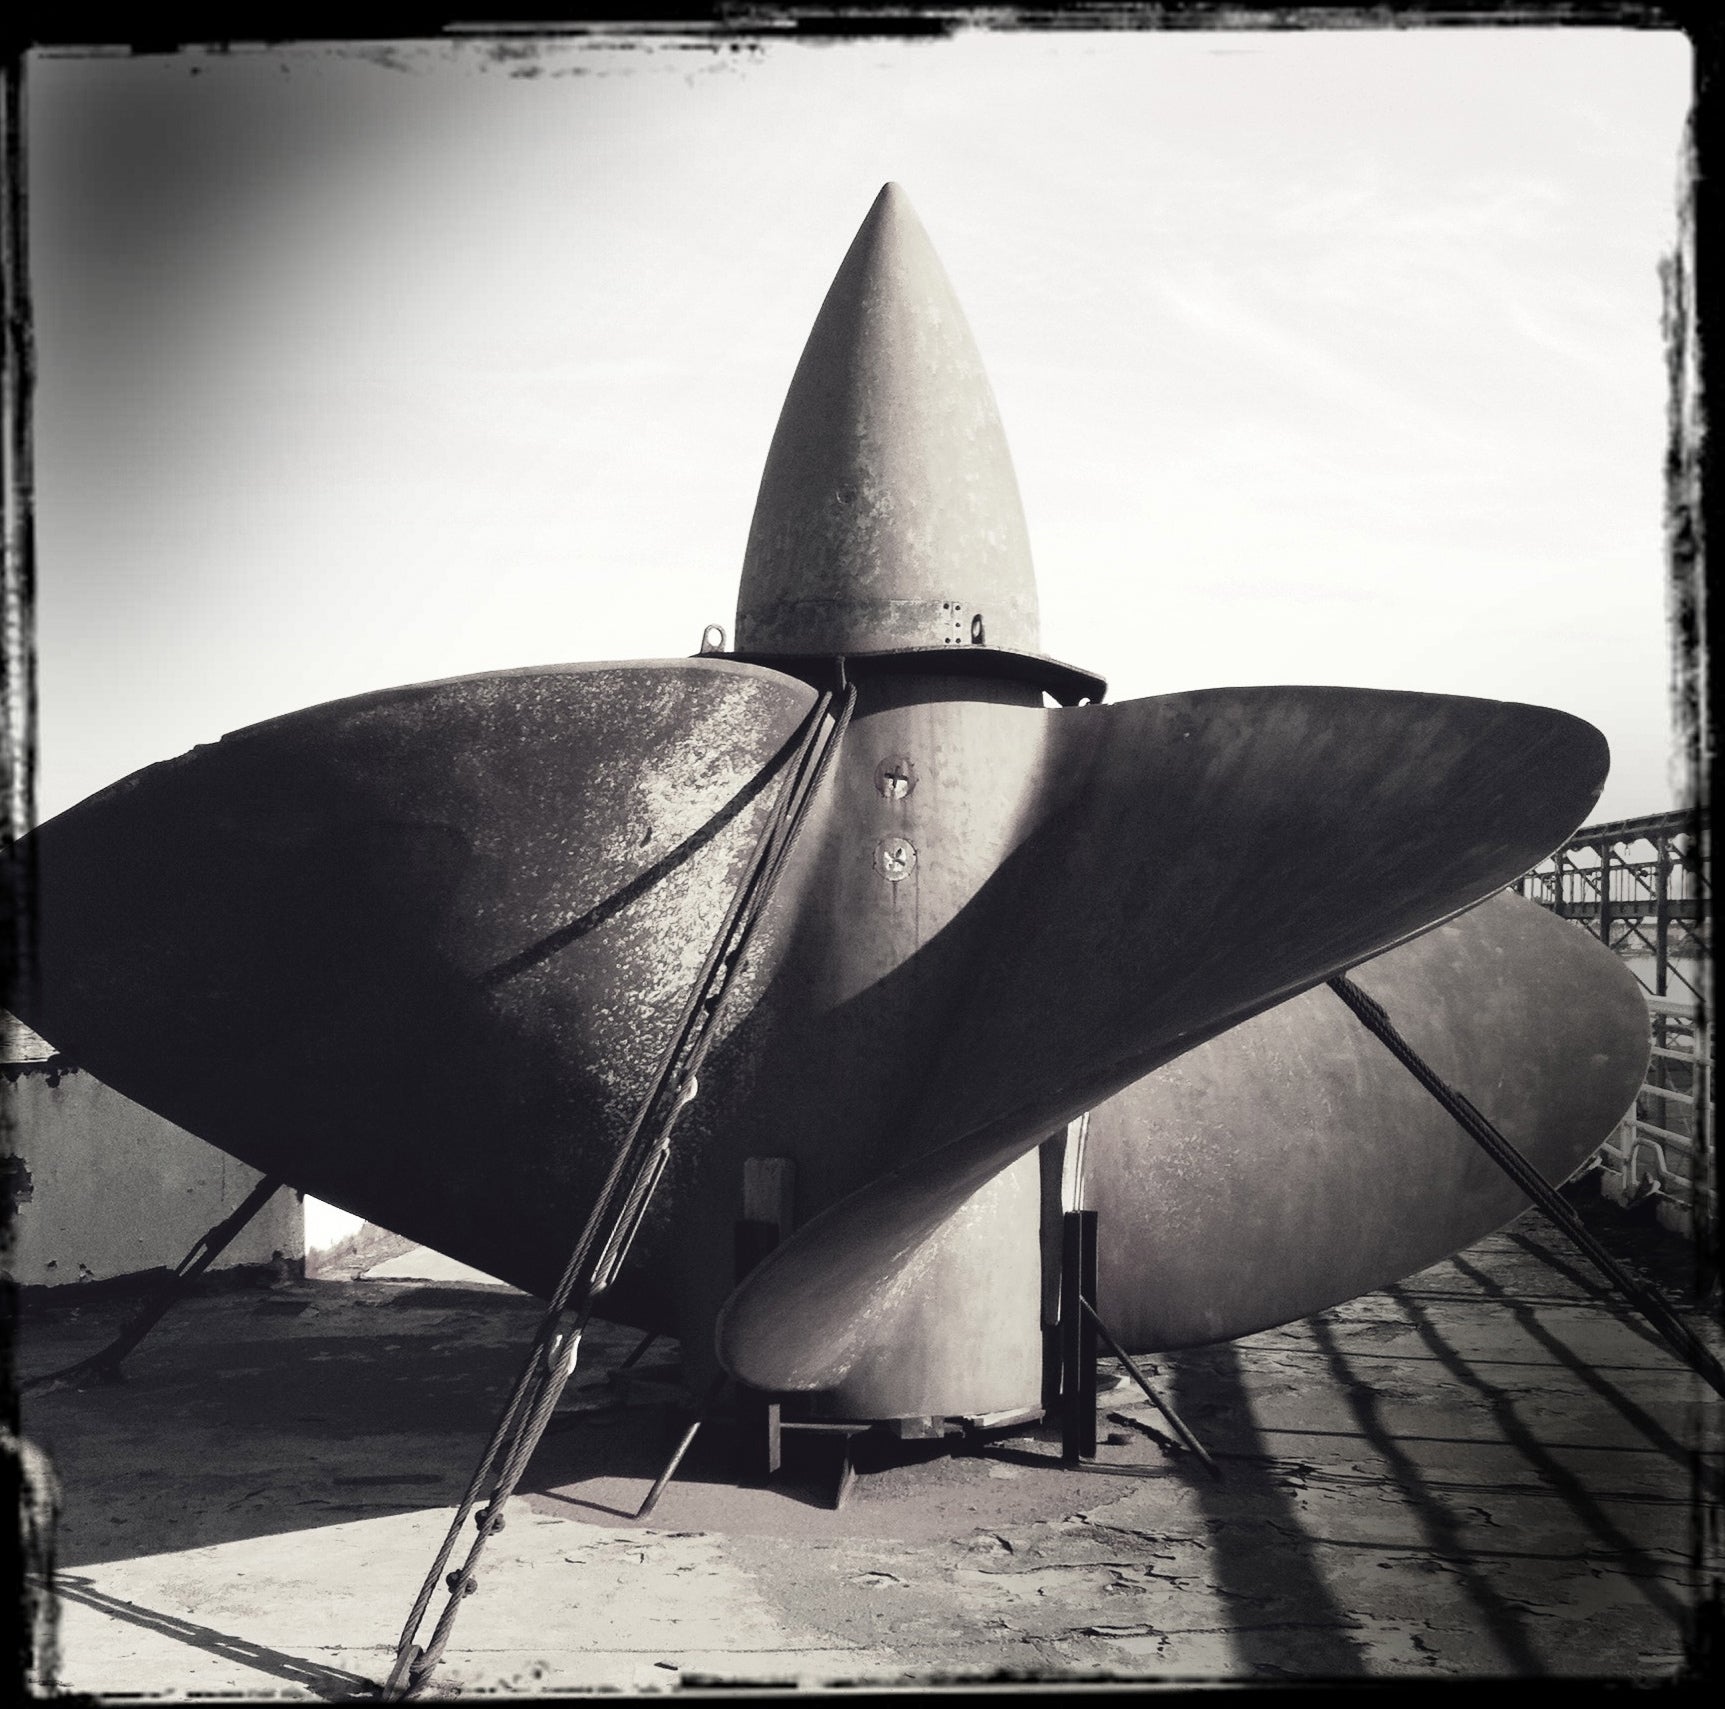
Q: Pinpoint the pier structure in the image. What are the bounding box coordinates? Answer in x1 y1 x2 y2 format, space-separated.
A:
1518 811 1712 1246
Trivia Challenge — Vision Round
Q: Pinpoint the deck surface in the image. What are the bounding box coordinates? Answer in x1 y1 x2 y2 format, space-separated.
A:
19 1198 1723 1693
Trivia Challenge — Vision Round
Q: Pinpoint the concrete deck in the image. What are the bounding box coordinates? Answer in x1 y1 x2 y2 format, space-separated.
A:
19 1198 1723 1694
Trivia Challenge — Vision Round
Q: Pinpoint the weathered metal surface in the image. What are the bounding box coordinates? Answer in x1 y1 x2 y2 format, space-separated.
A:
722 644 1108 709
13 180 1646 1438
736 183 1040 660
715 685 1611 1397
646 671 1052 1420
20 665 1607 1417
1084 889 1652 1351
12 660 818 1312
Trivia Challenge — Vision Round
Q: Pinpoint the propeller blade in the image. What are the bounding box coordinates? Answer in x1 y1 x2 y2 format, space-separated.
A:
12 659 819 1309
717 687 1610 1396
1084 889 1652 1351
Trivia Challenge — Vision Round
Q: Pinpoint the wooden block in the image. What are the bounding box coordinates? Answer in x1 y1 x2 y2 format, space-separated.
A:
733 1217 779 1281
742 1156 796 1240
963 1404 1044 1432
833 1439 858 1510
890 1415 945 1440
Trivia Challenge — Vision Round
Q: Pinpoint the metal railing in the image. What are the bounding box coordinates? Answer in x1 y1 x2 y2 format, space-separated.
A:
1520 811 1712 1241
1594 994 1713 1239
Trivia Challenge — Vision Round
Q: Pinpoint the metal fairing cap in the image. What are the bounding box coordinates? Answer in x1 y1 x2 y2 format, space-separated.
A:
11 184 1651 1433
736 183 1042 666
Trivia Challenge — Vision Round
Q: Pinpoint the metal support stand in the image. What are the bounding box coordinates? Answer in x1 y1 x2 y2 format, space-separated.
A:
1329 972 1725 1402
1080 1296 1219 1478
1037 1129 1071 1413
733 1210 784 1483
637 1157 800 1515
636 1373 729 1520
22 1174 286 1394
615 1330 659 1376
1060 1210 1098 1462
1054 1205 1217 1475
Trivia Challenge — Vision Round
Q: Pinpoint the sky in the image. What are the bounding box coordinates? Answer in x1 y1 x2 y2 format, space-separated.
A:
24 25 1696 831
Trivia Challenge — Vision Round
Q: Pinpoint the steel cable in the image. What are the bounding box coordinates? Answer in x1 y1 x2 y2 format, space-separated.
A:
1327 972 1725 1402
384 687 837 1684
387 670 855 1697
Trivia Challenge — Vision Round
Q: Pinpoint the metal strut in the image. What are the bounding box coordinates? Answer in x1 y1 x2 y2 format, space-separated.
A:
1080 1296 1220 1479
22 1173 287 1394
636 1371 730 1520
1327 972 1725 1403
383 668 856 1700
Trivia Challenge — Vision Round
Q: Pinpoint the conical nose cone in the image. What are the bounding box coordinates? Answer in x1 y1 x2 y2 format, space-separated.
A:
736 183 1039 657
